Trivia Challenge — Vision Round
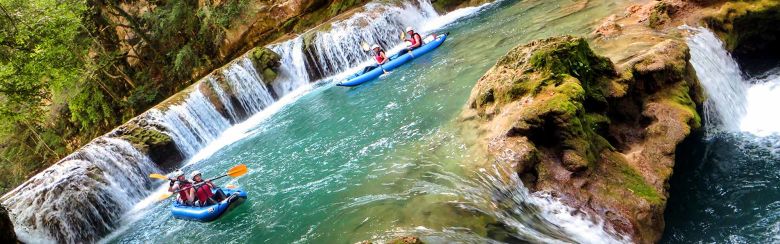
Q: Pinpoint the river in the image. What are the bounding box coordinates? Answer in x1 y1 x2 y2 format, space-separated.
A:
102 0 630 243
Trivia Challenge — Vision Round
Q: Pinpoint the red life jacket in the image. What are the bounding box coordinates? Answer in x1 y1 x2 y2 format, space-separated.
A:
409 33 422 48
194 182 215 204
374 50 386 64
177 182 192 203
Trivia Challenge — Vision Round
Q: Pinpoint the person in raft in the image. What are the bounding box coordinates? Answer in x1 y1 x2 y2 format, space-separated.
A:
372 44 388 65
401 26 423 54
168 169 194 206
360 44 388 74
189 170 228 206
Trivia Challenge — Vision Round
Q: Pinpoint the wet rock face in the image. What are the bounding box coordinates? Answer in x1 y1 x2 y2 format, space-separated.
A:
249 47 282 83
704 0 780 62
111 116 183 169
0 205 17 243
464 36 703 243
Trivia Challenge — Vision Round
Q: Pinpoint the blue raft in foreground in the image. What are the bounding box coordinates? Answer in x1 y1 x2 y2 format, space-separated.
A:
171 188 247 222
337 33 449 87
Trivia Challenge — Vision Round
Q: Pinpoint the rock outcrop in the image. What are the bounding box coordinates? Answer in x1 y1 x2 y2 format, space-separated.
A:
462 35 703 243
0 205 18 243
249 47 283 83
703 0 780 61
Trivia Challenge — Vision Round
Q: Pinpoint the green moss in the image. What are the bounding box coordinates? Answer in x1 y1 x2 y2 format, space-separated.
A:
119 123 173 152
616 157 662 204
657 80 702 129
648 2 670 28
248 47 281 82
704 0 780 57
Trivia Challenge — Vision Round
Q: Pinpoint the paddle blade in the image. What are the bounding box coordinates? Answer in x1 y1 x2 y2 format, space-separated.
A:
227 164 248 178
400 31 406 40
361 42 370 51
156 192 173 202
149 173 169 180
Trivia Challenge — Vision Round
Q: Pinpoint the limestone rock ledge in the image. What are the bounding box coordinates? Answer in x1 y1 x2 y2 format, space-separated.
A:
703 0 780 61
461 35 703 243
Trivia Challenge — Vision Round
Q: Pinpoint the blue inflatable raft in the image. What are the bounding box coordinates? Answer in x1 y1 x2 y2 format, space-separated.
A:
171 188 247 222
337 33 449 87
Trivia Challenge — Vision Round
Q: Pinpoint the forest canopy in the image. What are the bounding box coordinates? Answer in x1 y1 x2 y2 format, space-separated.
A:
0 0 247 192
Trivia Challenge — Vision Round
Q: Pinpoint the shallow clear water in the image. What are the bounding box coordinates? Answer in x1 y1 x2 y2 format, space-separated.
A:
108 0 629 243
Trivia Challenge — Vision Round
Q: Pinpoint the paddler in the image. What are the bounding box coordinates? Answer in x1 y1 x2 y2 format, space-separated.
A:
403 26 423 53
372 44 388 65
168 169 194 206
189 170 229 206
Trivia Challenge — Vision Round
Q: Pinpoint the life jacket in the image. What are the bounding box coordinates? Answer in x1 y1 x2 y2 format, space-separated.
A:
410 33 422 47
176 181 192 203
194 181 215 205
374 50 386 64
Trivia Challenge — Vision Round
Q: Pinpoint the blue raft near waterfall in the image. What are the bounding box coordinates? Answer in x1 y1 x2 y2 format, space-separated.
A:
171 188 247 222
337 33 449 87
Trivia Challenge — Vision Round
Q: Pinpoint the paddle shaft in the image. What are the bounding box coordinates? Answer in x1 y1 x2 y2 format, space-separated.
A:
170 174 228 194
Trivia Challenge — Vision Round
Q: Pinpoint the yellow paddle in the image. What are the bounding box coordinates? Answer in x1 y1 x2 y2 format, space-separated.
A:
152 164 249 202
149 173 169 180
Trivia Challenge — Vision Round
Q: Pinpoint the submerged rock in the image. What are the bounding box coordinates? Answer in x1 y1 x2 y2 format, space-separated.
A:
0 205 17 243
463 35 703 243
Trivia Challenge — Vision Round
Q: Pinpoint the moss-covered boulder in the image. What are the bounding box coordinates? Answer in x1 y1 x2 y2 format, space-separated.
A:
111 117 182 168
248 47 282 83
430 0 490 13
464 36 703 243
704 0 780 61
0 205 17 243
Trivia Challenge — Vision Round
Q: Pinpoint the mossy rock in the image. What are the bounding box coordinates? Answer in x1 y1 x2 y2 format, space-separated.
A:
117 122 173 152
704 0 780 60
248 47 281 83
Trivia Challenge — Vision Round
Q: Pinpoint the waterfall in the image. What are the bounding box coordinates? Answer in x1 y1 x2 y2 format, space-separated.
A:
221 58 277 115
306 0 439 78
270 37 311 96
686 27 749 132
0 138 160 243
154 87 232 158
687 27 780 137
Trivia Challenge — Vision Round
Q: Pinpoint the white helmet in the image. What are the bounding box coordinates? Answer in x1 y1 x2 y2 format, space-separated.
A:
406 26 414 32
190 170 202 180
172 169 184 178
371 44 380 50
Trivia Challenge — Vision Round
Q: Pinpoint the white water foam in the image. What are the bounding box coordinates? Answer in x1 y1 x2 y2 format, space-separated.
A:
740 69 780 136
473 165 630 244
